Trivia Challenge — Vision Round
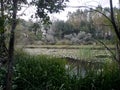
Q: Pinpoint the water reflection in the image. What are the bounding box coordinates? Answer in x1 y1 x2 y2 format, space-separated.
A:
65 58 103 77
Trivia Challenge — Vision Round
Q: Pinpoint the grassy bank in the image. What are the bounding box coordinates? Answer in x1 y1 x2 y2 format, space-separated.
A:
24 45 114 62
0 51 120 90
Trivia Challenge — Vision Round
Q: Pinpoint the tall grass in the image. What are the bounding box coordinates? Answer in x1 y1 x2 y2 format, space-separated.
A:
79 48 93 60
0 50 120 90
14 50 68 90
78 47 112 62
65 61 120 90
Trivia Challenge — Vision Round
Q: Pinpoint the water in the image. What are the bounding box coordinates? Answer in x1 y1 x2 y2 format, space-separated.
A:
24 47 109 77
65 59 103 77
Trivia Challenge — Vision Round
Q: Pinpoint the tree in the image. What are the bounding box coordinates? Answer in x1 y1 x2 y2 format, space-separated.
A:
30 0 68 24
2 0 68 90
89 0 120 67
65 0 119 63
31 22 41 35
51 20 74 39
4 1 19 90
109 0 120 67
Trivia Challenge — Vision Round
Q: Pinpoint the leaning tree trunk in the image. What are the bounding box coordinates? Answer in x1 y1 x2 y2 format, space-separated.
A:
3 0 17 90
110 0 120 67
116 43 120 68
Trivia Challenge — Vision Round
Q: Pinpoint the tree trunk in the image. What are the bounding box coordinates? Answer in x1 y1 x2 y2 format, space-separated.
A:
116 43 120 69
3 0 17 90
110 0 120 64
110 0 120 41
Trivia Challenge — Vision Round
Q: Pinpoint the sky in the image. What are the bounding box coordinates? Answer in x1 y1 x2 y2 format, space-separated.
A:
19 0 119 21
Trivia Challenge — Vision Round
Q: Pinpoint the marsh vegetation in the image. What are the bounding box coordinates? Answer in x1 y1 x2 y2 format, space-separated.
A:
0 0 120 90
1 48 120 90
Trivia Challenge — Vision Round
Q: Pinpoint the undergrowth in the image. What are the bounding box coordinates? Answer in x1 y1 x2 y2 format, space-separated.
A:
0 50 120 90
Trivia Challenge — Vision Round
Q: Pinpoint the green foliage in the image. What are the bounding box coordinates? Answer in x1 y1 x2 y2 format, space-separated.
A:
66 7 116 40
52 20 74 39
0 50 119 90
13 51 67 90
30 0 69 24
79 48 94 60
66 61 120 90
0 67 7 89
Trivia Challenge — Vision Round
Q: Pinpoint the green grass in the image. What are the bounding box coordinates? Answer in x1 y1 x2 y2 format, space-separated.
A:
1 49 120 90
12 50 120 90
14 51 67 90
78 46 113 62
24 45 115 64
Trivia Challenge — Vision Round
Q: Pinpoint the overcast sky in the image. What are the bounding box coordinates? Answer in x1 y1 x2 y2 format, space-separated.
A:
19 0 119 21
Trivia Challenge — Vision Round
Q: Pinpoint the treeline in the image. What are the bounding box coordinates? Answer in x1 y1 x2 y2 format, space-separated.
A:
48 6 117 44
15 6 119 45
